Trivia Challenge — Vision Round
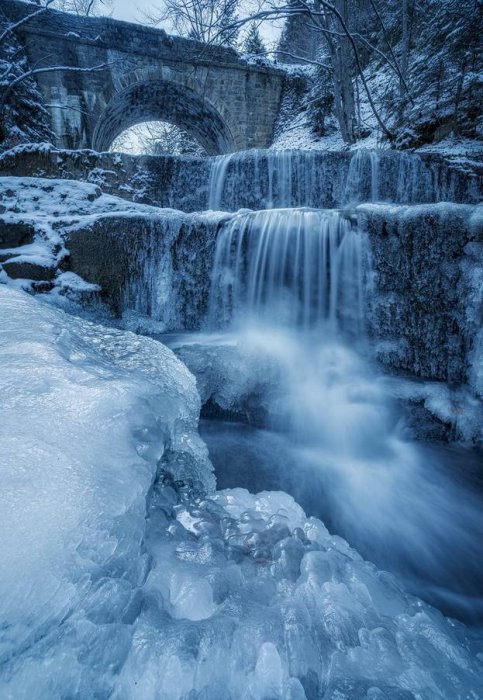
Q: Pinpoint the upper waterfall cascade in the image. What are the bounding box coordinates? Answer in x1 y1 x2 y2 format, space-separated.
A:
206 148 479 211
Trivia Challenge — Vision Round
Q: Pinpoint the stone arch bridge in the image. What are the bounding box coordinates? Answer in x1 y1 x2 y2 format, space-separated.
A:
4 0 285 154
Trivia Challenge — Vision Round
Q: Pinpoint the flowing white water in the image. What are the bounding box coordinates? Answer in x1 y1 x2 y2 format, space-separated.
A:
208 150 318 210
209 209 365 333
206 148 472 211
344 149 380 202
202 204 483 623
208 151 236 210
208 149 382 211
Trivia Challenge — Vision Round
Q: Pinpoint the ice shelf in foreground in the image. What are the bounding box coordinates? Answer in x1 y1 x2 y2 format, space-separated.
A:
1 287 482 698
0 286 212 695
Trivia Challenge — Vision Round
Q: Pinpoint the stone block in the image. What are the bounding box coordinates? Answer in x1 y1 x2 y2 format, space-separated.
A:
0 219 35 248
2 259 57 281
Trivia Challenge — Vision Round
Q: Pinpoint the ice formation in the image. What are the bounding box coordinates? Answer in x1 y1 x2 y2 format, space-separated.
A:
0 285 211 695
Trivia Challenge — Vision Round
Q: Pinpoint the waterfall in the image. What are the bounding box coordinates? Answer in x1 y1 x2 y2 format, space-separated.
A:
202 199 483 625
209 208 365 335
344 149 380 203
208 149 383 211
207 149 319 210
208 152 235 210
205 148 477 212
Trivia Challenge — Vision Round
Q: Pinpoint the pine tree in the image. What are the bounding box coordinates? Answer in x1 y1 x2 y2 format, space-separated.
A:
243 24 267 56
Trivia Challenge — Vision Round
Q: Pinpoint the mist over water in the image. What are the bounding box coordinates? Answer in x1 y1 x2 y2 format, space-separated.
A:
193 205 483 624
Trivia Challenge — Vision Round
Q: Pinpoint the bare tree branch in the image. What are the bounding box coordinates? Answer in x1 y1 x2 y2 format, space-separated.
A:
0 0 55 44
213 1 393 140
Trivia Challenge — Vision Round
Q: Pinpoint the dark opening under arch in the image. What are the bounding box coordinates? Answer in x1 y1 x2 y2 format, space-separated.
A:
92 79 236 155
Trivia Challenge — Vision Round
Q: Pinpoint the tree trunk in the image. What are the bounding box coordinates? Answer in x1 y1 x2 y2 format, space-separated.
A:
401 0 409 93
321 0 356 143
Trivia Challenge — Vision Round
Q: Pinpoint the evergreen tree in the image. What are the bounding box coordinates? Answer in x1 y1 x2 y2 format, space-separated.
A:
0 4 52 148
243 23 267 56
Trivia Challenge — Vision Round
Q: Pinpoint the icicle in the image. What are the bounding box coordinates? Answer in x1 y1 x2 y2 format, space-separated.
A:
208 153 235 210
369 150 380 201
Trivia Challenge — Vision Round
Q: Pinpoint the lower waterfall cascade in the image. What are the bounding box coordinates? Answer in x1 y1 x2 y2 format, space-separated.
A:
191 201 483 626
208 209 365 333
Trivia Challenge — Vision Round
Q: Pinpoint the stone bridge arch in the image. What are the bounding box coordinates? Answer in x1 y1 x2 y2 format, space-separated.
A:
93 78 236 154
4 0 285 154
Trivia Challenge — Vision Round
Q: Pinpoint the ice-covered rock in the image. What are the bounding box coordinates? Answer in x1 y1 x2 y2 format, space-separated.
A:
115 484 483 700
66 209 225 329
0 286 212 696
359 202 482 388
0 177 226 326
173 332 284 424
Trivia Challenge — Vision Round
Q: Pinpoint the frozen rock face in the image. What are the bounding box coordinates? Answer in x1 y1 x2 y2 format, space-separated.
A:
0 285 213 695
66 211 225 329
0 145 211 210
359 203 483 390
0 176 225 327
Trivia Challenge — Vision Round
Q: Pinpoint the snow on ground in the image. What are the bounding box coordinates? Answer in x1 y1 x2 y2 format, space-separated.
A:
272 107 483 158
272 60 483 160
271 119 383 152
0 175 173 226
0 176 161 285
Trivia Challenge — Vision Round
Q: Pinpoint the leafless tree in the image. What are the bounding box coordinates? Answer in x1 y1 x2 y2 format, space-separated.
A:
111 121 205 155
51 0 113 18
144 0 240 46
